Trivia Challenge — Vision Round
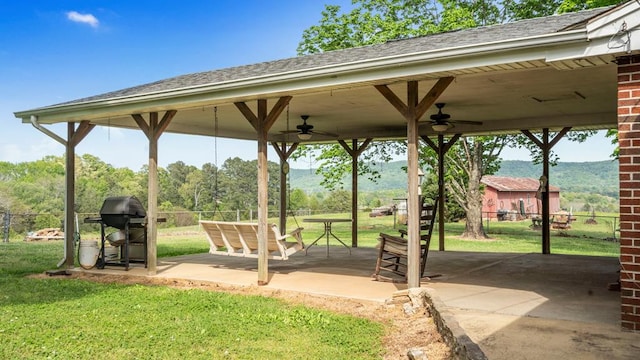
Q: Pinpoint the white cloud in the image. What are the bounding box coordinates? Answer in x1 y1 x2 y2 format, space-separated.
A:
0 139 61 163
66 11 99 28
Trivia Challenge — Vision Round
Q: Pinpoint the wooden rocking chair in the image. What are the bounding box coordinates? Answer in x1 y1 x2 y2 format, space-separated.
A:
372 197 437 282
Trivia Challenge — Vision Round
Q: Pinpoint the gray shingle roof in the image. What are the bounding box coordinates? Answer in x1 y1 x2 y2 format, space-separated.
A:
57 6 612 107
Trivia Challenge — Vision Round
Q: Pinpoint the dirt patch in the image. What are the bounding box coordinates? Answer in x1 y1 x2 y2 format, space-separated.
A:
455 236 497 242
36 272 451 359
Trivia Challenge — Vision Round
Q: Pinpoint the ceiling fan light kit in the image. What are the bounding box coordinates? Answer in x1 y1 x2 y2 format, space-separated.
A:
432 123 449 132
297 133 312 140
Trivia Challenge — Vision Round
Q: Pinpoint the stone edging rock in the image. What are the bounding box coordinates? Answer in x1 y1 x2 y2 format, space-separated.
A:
422 288 488 360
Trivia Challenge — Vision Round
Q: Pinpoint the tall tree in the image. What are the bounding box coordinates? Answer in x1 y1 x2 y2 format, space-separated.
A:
179 169 206 210
165 161 197 209
289 188 310 210
201 162 223 212
556 0 623 13
75 154 143 213
217 158 280 218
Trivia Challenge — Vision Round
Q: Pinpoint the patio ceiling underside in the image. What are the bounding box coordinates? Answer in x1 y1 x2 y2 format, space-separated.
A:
26 57 617 142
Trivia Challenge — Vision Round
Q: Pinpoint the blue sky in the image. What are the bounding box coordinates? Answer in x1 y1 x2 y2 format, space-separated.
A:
1 1 616 171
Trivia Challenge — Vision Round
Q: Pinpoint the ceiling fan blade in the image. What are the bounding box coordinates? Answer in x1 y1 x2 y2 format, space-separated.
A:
312 130 339 138
281 130 302 134
418 121 450 127
452 120 483 126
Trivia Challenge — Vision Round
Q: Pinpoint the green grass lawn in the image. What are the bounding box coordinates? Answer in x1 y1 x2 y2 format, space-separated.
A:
298 211 620 257
0 239 384 359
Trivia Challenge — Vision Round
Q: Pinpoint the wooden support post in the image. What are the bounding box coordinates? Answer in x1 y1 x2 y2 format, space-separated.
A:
406 82 420 287
437 135 446 251
257 100 269 284
542 129 550 254
63 121 95 268
272 142 299 234
521 127 570 254
422 133 460 251
351 139 358 247
236 96 292 285
64 123 75 268
148 114 159 274
375 77 453 288
338 138 373 248
133 110 177 274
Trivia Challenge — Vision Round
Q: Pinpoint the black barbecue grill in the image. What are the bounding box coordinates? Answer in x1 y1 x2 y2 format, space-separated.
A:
85 196 148 270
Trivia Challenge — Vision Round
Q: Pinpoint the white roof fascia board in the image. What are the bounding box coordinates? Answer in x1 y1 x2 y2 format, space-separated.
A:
546 29 640 63
544 1 640 61
547 4 640 63
15 30 589 125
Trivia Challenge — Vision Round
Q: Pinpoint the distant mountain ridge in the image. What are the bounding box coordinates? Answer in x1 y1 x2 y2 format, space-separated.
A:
289 159 619 198
494 160 618 198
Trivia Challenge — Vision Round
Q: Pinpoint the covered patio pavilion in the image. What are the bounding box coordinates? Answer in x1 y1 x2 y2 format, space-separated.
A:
13 2 640 332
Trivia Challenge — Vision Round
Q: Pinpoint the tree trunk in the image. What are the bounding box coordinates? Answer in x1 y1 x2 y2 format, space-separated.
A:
461 141 488 239
462 186 487 239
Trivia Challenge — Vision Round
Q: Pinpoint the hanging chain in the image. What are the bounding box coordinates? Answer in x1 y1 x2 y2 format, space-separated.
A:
214 106 218 173
284 104 301 228
212 106 225 220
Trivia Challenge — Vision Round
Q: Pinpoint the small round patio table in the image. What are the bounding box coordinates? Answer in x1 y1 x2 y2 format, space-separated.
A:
303 218 352 256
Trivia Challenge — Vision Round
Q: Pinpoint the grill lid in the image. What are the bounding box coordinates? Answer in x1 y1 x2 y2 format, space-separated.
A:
100 196 146 216
99 196 146 229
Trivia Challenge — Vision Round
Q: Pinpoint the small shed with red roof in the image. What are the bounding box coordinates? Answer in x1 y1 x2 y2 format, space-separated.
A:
481 176 561 220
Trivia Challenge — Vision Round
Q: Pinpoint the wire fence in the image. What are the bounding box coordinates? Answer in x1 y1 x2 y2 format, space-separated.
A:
2 209 621 242
1 209 331 242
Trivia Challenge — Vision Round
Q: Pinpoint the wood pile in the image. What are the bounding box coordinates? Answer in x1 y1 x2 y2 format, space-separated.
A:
25 228 64 241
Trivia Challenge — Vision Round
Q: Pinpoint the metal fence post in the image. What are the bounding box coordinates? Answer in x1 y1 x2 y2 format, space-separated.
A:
485 212 490 232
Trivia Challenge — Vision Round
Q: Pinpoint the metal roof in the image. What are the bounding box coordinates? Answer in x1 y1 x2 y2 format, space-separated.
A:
482 175 561 192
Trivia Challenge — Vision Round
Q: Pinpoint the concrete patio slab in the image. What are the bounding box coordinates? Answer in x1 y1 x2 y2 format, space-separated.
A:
424 251 639 359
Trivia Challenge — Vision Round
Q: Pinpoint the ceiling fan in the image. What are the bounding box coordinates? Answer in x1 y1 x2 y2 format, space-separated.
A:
426 103 483 132
282 115 338 140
